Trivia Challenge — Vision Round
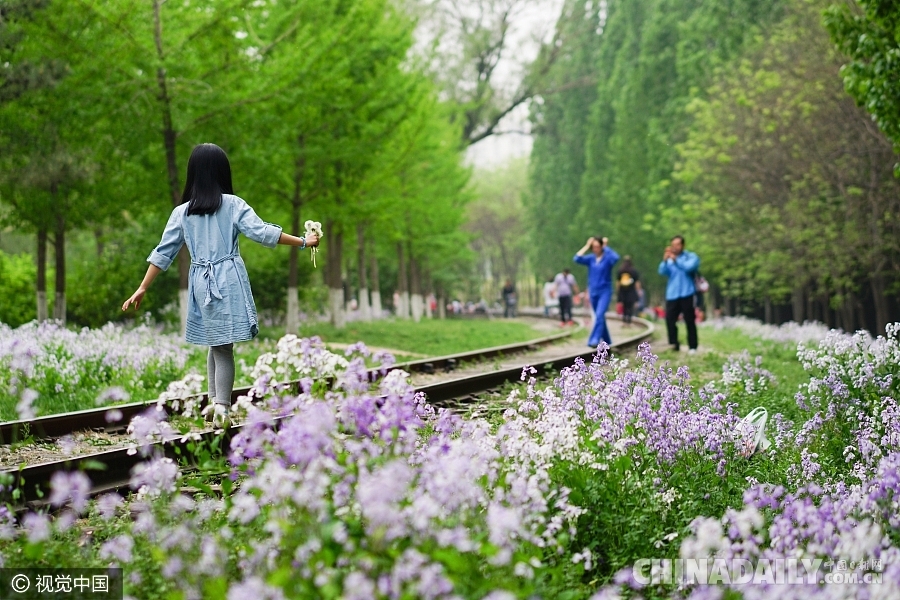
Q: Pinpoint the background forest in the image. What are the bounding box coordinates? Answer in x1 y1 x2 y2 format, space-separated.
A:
2 0 900 335
525 0 900 334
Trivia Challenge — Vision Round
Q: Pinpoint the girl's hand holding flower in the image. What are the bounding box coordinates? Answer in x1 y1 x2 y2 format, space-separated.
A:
304 220 323 267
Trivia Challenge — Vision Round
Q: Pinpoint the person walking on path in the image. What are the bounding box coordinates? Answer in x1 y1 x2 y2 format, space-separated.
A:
574 236 620 347
501 279 517 318
553 268 578 325
542 276 559 317
658 235 700 353
122 143 319 426
616 256 641 326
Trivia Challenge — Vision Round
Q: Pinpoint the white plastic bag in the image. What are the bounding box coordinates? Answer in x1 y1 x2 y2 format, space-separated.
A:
734 407 771 457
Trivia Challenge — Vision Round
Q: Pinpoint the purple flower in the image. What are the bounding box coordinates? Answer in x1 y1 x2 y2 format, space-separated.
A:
227 577 286 600
276 402 335 467
48 471 91 513
96 386 130 405
22 512 50 543
96 493 123 520
99 534 134 564
130 456 179 496
16 388 38 419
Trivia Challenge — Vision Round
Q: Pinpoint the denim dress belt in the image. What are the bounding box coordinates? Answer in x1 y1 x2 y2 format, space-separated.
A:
191 253 239 307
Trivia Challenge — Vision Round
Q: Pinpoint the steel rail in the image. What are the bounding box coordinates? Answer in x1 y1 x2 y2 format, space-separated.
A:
0 317 577 444
4 316 653 510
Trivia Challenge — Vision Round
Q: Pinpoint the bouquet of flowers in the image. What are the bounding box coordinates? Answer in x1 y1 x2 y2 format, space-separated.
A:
304 220 323 268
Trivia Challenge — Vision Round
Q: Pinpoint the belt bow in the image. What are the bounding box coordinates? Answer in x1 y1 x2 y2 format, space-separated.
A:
191 254 237 306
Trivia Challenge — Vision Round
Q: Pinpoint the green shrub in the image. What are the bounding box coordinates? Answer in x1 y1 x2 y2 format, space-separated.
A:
0 250 38 327
67 218 180 328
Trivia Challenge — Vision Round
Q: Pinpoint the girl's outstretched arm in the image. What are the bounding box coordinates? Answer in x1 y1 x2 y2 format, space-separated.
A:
122 265 162 311
278 232 319 247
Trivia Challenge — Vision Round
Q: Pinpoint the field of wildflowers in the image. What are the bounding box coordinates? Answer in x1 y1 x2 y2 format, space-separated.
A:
0 318 547 422
0 320 194 422
1 319 899 599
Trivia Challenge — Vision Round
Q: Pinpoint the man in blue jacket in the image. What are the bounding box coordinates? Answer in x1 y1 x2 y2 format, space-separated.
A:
658 235 700 353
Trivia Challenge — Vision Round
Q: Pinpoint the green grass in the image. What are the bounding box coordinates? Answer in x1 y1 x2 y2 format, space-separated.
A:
259 318 546 357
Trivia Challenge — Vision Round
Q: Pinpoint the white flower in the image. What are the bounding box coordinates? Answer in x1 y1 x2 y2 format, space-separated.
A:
303 220 323 267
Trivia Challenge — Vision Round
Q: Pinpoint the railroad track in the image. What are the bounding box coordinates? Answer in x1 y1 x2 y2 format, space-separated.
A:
1 315 653 510
0 316 576 444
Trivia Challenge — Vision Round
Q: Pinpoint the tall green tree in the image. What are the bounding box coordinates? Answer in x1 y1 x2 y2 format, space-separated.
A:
527 0 784 298
238 0 429 328
0 0 67 321
524 0 603 280
675 0 900 332
0 0 65 103
826 0 900 162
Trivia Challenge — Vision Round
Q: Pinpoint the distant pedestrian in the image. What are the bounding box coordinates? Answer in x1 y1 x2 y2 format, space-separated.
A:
658 235 700 353
616 256 641 326
122 143 319 427
501 279 517 318
553 268 578 325
694 271 709 322
574 236 620 348
542 276 559 317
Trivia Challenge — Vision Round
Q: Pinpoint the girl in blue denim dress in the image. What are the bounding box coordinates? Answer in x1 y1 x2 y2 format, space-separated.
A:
123 143 319 425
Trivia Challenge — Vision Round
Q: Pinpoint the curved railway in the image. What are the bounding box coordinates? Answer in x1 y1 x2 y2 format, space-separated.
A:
0 317 577 443
1 314 653 510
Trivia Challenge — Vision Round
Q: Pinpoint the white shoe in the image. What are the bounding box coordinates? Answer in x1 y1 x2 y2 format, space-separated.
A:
210 403 231 429
688 349 698 355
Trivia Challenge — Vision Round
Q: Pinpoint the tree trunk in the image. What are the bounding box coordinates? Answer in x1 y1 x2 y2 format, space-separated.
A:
325 221 345 328
286 139 305 334
344 251 354 315
53 213 65 324
871 273 889 335
153 0 188 336
93 227 105 257
436 283 447 320
356 225 371 321
791 286 806 324
36 228 48 322
286 199 301 333
369 237 382 319
424 274 433 319
396 242 409 319
764 296 773 324
822 297 835 329
410 252 423 322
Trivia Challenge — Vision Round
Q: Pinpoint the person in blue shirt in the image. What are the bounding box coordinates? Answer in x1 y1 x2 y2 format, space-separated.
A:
658 235 700 353
122 143 319 426
574 236 620 348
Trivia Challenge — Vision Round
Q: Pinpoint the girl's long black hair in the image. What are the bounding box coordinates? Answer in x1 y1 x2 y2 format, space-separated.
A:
181 143 233 215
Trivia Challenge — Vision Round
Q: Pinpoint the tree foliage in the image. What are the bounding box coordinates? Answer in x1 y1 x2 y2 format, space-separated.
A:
675 0 900 332
526 0 900 332
825 0 900 161
0 0 472 328
526 0 784 293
